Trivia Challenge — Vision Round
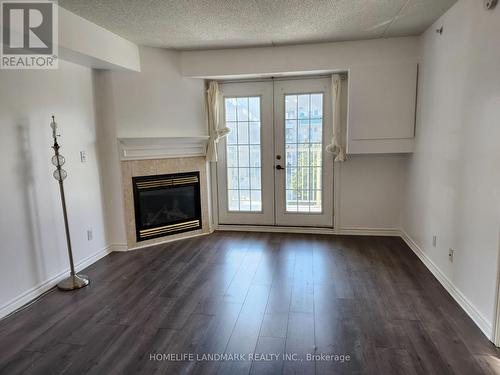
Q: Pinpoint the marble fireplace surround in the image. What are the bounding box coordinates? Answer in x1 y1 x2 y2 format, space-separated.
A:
119 137 210 250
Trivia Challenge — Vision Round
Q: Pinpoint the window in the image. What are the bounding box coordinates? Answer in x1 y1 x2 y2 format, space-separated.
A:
284 93 323 213
225 96 262 211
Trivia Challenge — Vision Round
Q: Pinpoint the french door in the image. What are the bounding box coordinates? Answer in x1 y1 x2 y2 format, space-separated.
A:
217 78 333 227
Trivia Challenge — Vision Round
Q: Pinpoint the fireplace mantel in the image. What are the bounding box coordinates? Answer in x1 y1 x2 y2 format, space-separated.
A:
118 136 209 161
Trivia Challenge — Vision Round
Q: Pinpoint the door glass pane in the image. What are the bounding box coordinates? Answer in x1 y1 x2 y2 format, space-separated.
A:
250 167 261 189
227 168 239 189
227 146 238 167
227 122 238 144
284 93 323 213
237 122 249 144
225 96 262 212
298 95 310 119
310 94 323 119
285 95 297 119
249 122 260 144
225 98 237 121
285 120 297 143
298 119 309 143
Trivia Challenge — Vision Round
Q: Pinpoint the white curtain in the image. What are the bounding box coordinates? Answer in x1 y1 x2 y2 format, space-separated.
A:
206 81 230 162
325 74 346 162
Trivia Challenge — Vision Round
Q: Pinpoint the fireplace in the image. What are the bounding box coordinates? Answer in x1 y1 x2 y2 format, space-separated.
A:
132 172 202 242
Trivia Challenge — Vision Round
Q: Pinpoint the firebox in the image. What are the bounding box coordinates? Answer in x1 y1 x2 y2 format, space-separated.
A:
132 172 202 242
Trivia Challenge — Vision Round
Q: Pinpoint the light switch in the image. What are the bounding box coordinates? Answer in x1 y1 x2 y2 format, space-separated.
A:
80 151 87 163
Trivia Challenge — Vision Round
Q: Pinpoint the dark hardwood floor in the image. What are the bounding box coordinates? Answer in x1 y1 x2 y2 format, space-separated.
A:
1 232 499 374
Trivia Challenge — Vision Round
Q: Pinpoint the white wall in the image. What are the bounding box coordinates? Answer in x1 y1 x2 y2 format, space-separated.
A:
180 37 419 78
0 60 109 317
93 70 127 248
180 40 415 231
92 47 209 247
98 42 407 234
59 6 141 71
335 79 406 231
404 0 500 336
339 155 406 230
109 47 207 139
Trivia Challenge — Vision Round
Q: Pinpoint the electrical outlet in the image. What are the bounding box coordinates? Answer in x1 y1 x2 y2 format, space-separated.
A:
80 151 87 163
87 229 93 241
432 235 437 248
448 248 454 262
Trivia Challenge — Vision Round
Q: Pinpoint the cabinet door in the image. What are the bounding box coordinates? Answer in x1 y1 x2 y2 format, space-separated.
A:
348 62 418 154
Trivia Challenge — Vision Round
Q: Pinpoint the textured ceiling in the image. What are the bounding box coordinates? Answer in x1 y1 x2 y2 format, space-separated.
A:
59 0 456 50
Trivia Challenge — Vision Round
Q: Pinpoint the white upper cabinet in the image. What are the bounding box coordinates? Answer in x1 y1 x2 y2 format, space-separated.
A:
347 62 418 154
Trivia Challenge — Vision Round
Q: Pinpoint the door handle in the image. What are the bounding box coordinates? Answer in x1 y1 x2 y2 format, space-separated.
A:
275 165 284 170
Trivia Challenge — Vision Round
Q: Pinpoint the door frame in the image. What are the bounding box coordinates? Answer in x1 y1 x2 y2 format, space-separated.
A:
210 75 340 230
493 227 500 346
216 81 275 225
273 78 334 227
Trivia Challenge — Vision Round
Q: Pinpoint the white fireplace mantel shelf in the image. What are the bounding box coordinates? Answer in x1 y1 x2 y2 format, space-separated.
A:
118 136 209 161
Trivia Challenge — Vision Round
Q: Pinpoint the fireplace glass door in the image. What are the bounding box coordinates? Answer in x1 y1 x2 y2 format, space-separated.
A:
133 172 201 241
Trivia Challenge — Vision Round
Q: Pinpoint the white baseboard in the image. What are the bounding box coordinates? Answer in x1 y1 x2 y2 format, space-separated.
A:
216 224 400 237
0 245 112 320
400 230 493 340
108 243 128 252
336 227 401 236
217 224 335 235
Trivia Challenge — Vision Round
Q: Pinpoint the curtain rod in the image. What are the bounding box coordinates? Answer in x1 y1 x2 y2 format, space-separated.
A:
215 72 347 84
